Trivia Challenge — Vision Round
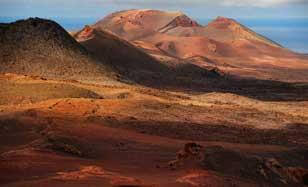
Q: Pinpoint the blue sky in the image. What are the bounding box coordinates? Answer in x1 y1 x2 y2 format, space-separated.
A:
1 0 307 53
0 0 308 19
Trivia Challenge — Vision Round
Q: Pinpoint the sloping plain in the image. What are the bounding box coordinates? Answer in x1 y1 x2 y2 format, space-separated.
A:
1 74 308 187
1 11 308 187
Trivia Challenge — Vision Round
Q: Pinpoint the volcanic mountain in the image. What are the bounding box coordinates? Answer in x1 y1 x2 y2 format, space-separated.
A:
93 10 280 51
92 10 308 82
164 16 296 58
93 9 200 41
73 25 225 87
166 16 281 48
0 18 115 82
92 9 295 59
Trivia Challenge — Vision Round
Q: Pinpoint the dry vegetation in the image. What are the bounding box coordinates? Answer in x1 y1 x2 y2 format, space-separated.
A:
0 18 115 81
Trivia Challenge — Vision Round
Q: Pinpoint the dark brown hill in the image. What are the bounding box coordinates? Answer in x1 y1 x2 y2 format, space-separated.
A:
73 26 169 77
0 18 114 82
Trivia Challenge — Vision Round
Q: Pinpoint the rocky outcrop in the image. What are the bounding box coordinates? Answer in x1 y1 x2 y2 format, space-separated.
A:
158 15 201 33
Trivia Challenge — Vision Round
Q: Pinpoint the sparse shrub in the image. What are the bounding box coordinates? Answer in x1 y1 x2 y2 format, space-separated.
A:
44 134 94 158
201 146 262 179
117 92 130 99
0 118 27 133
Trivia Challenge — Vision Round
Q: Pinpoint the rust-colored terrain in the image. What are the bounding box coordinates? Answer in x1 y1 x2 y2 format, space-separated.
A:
1 10 308 187
95 9 308 82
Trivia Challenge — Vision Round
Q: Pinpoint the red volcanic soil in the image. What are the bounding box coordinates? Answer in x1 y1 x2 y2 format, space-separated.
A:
74 25 95 41
142 33 237 59
208 16 234 29
1 75 308 186
158 14 200 33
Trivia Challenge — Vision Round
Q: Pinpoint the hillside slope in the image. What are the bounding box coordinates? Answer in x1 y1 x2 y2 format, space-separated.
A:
73 26 169 77
73 25 223 86
0 18 115 82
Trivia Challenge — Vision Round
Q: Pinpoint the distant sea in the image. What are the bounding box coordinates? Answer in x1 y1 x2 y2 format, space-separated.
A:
1 17 307 54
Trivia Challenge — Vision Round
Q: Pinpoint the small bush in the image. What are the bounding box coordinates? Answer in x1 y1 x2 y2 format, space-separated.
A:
45 134 94 158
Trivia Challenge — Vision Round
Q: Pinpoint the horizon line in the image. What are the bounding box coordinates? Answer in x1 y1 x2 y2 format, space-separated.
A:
1 15 308 20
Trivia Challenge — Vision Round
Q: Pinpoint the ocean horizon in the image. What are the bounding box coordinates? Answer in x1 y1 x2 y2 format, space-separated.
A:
1 16 307 54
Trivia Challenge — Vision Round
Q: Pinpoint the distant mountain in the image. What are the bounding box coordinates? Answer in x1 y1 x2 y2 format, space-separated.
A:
0 18 115 81
93 9 294 59
91 9 308 82
93 10 280 48
205 16 282 47
93 9 200 41
166 17 281 48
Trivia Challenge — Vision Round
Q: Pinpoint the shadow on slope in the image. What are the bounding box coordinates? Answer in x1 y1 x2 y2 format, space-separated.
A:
84 117 308 147
201 146 308 186
206 77 308 102
73 25 308 102
73 26 222 86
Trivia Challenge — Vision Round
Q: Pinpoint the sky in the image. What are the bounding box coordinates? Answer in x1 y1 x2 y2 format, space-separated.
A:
1 0 307 53
0 0 308 19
